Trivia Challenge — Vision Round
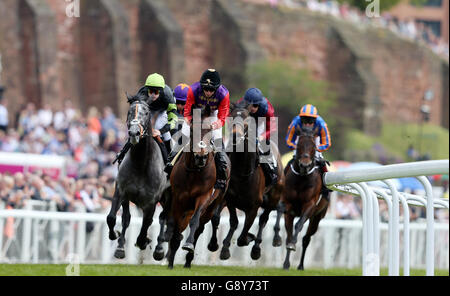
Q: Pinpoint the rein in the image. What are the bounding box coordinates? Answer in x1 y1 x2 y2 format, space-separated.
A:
290 162 318 176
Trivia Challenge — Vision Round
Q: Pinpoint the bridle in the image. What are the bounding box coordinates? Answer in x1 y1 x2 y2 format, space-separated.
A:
291 134 318 176
230 112 259 177
128 101 151 139
185 123 215 171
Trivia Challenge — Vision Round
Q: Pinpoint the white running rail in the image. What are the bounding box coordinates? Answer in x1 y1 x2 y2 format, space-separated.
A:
324 159 449 276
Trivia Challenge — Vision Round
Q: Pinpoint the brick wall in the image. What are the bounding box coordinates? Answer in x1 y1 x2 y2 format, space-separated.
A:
0 0 447 132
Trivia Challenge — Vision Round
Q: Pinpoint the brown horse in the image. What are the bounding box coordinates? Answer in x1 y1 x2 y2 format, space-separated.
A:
165 105 230 268
214 104 285 261
282 127 329 270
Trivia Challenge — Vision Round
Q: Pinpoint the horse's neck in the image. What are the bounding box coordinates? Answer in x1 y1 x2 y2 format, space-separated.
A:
129 137 156 164
231 148 257 174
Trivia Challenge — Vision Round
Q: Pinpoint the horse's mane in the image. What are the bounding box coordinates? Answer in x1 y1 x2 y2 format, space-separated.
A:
296 126 316 138
191 104 212 118
126 92 148 105
230 101 249 118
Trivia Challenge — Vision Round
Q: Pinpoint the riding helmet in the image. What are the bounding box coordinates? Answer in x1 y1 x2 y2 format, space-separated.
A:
173 83 190 103
299 104 319 118
200 69 221 89
145 73 165 89
243 87 264 105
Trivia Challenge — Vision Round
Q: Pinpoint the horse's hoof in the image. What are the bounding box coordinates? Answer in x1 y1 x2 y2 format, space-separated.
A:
168 264 174 270
153 249 165 261
220 248 231 260
237 233 255 247
136 237 151 250
283 263 290 270
183 263 191 269
182 242 194 253
286 243 296 251
297 265 304 271
272 235 282 247
109 230 120 241
207 241 219 252
114 248 125 259
251 246 261 260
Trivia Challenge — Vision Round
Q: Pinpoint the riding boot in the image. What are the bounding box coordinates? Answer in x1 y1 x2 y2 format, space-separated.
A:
258 142 278 186
214 150 228 191
155 138 168 164
164 140 184 176
164 140 172 155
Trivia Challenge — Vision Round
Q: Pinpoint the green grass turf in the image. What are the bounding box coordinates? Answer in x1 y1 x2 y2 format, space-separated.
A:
0 264 448 276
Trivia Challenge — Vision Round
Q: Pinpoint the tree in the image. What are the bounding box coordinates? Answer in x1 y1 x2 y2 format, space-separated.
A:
245 59 336 119
245 59 341 156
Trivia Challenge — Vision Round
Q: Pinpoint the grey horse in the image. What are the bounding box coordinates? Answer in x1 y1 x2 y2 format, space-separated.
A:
106 93 170 261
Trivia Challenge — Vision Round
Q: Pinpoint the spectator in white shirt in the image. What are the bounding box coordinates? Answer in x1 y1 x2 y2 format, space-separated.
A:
0 97 8 132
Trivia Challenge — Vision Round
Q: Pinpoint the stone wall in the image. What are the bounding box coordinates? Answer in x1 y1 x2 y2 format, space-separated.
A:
0 0 448 133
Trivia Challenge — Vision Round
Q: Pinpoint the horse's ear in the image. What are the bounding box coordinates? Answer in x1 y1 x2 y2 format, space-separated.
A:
230 102 236 112
126 92 132 102
205 105 211 116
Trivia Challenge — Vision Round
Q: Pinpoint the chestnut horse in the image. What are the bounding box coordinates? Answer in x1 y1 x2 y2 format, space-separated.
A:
211 104 284 261
282 127 329 270
165 105 230 268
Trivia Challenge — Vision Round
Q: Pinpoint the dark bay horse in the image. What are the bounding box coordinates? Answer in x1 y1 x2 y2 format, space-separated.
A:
282 127 329 270
214 104 285 261
166 106 230 269
106 93 170 261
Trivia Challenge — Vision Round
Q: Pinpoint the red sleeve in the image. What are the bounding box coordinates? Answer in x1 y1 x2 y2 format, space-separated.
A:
214 93 230 128
263 99 275 140
236 97 244 105
183 87 195 123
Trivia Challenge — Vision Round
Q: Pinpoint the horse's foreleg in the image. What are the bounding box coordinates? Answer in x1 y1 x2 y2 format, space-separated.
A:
251 208 271 260
114 201 130 259
292 203 315 247
298 208 327 270
207 202 224 252
136 203 156 250
184 223 205 268
153 206 167 261
283 211 294 270
167 229 182 269
106 189 122 240
220 206 238 260
237 207 258 247
182 197 206 253
272 201 284 247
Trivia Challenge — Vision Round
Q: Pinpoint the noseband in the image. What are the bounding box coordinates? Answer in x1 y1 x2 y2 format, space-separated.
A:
128 102 150 138
291 134 317 176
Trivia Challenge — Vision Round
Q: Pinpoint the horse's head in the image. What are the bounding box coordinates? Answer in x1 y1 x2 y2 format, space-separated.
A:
189 105 214 168
126 93 152 145
229 102 251 148
294 126 318 174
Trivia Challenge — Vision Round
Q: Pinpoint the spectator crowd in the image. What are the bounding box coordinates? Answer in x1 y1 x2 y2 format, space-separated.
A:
0 100 126 213
258 0 449 60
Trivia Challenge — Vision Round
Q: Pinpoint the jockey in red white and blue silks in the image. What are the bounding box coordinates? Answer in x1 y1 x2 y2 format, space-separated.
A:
237 87 278 186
